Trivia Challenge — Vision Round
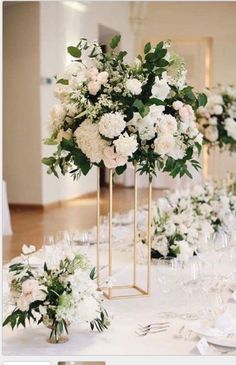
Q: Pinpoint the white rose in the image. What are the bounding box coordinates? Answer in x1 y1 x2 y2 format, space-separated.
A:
125 78 142 95
148 104 165 119
22 244 36 255
98 112 126 139
204 125 219 142
17 295 30 312
49 104 66 127
154 134 175 155
225 117 236 140
97 71 109 85
152 236 169 257
195 133 203 145
114 133 138 157
168 146 185 160
209 117 217 125
138 120 156 140
56 128 72 142
22 279 40 295
53 84 72 103
74 119 108 163
86 67 99 80
179 105 195 125
151 76 171 100
76 297 99 322
103 146 127 169
165 223 176 237
174 240 194 262
88 81 101 95
158 114 177 135
172 101 183 111
63 62 86 79
213 104 223 115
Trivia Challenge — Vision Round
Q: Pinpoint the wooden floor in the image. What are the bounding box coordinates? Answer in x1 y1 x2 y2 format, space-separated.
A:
3 186 167 263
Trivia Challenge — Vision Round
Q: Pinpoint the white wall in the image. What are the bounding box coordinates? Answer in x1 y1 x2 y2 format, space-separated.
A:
3 2 42 204
40 1 134 204
3 1 134 205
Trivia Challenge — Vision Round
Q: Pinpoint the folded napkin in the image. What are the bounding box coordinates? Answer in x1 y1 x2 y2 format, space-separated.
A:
191 309 235 337
232 291 236 302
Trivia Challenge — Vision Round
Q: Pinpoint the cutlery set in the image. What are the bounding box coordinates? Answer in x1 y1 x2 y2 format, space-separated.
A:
135 322 170 336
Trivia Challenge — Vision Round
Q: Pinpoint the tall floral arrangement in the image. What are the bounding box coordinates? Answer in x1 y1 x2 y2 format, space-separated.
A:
42 36 206 180
3 252 110 343
197 85 236 152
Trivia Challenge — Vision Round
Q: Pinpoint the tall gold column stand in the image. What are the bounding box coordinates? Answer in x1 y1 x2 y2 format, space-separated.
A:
96 167 152 299
203 144 209 181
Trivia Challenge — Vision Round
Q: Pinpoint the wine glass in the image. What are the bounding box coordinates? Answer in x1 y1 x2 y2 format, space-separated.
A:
71 230 90 254
156 257 180 319
55 230 71 246
180 257 202 320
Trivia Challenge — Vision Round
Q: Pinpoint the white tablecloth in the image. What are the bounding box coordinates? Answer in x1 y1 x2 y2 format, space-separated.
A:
3 180 13 236
3 256 236 356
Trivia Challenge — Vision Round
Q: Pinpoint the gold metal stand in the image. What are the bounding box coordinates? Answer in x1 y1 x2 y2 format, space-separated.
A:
96 167 152 299
203 144 209 181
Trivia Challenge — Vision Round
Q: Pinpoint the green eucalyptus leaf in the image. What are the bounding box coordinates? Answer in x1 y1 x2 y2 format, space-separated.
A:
198 93 208 107
115 164 127 175
144 42 151 54
67 46 81 58
42 157 56 166
56 78 69 85
110 34 121 49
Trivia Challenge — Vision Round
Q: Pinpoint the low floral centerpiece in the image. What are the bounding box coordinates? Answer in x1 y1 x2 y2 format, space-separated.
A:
3 251 110 343
138 181 236 261
197 85 236 152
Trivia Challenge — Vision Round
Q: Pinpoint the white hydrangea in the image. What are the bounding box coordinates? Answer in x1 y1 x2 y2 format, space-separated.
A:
125 78 142 95
98 112 126 138
151 76 171 100
114 133 138 157
74 119 107 163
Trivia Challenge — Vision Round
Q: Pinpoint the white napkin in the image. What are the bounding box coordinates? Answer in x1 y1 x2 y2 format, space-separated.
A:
191 309 235 337
232 290 236 302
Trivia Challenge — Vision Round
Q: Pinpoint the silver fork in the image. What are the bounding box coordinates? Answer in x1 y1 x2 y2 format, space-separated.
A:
136 322 169 336
138 322 169 330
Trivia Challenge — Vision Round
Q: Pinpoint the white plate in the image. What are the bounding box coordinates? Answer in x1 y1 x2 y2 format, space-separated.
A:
207 336 236 348
229 282 236 292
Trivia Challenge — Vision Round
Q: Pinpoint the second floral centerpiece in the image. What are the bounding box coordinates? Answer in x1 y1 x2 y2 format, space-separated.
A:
42 35 206 298
3 250 110 343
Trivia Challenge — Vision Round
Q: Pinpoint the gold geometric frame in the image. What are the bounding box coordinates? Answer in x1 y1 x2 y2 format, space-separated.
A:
96 167 152 300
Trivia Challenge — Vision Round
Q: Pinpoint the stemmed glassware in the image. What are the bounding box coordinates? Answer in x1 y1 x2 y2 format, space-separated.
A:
180 257 202 320
156 257 181 319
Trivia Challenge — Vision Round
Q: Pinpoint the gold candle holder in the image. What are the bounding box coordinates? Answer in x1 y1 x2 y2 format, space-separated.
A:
96 166 152 300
